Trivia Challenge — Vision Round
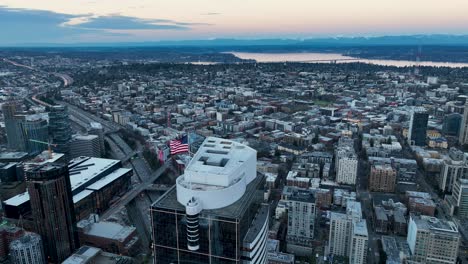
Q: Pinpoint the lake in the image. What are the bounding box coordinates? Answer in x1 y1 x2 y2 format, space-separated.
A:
230 52 468 68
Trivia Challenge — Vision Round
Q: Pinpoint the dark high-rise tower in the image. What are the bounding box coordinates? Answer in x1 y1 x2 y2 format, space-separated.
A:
2 102 24 150
48 105 72 158
408 107 429 146
151 137 269 264
26 163 78 263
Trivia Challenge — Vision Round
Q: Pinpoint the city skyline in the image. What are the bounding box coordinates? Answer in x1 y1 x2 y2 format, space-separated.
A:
1 0 468 44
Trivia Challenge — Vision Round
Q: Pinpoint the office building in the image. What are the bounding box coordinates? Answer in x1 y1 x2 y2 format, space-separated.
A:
151 137 269 264
2 102 24 151
4 157 132 221
450 178 468 218
459 101 468 145
349 220 368 264
439 148 468 193
1 103 48 154
48 105 72 159
26 163 79 263
70 134 102 158
22 117 49 154
0 222 24 261
443 113 462 136
77 215 140 256
9 233 45 264
89 122 105 156
369 164 397 193
336 154 358 185
407 215 459 263
335 137 358 185
281 187 316 255
328 201 368 264
408 107 428 146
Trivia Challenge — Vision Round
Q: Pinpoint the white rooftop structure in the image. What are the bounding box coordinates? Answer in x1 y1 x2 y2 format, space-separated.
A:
68 157 120 191
176 137 257 210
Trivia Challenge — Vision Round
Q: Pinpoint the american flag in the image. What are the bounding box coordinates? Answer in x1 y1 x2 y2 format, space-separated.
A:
169 135 189 155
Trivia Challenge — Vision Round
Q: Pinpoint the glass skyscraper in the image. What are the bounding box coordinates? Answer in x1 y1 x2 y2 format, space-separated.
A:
48 105 72 158
408 107 429 146
151 137 269 264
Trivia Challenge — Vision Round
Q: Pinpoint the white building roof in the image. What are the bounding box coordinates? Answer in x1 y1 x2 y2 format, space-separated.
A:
69 157 120 191
176 137 257 210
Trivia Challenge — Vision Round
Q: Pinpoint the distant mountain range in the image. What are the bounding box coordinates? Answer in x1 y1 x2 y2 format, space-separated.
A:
6 34 468 48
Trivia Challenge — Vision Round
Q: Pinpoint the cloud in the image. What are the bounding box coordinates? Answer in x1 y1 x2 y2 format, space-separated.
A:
68 15 196 30
0 6 206 44
202 12 221 16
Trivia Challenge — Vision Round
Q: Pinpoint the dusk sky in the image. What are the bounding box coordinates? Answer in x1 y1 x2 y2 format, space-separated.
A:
1 0 468 44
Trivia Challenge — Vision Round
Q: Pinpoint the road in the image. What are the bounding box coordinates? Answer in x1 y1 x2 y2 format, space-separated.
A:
101 162 171 219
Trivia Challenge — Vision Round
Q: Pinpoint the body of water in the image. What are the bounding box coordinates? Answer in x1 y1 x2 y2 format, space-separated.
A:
231 52 468 68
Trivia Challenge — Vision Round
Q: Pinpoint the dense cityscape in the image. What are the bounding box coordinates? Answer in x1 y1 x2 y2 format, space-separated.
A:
0 47 467 264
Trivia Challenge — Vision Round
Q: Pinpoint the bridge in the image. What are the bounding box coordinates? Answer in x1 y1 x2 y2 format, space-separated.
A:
101 161 173 219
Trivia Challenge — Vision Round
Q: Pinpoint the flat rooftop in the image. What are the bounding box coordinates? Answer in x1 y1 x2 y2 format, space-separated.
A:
81 221 135 242
68 157 120 191
183 137 256 188
412 215 459 233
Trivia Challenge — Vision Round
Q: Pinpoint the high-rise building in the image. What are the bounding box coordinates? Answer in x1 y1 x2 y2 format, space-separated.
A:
407 214 459 263
450 178 468 218
2 102 24 150
2 103 48 154
349 220 368 264
9 233 45 264
48 105 72 159
281 186 316 255
89 122 105 156
26 163 79 263
328 201 368 264
70 134 102 158
369 164 397 192
335 137 358 185
459 101 468 146
0 222 24 261
408 107 429 146
151 137 269 264
439 148 468 193
22 118 49 154
443 113 462 136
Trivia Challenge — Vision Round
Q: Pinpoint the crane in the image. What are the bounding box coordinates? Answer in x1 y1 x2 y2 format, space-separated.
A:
29 139 57 159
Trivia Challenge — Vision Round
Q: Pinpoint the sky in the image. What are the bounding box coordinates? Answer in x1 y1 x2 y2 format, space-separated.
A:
0 0 468 45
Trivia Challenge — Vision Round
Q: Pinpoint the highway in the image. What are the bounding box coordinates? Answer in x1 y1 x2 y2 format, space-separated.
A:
101 162 171 219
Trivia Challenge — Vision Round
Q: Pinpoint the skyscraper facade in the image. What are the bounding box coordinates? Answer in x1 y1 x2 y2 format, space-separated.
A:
460 101 468 146
48 105 72 159
2 102 24 150
407 215 459 263
26 163 79 263
328 201 368 264
281 187 316 255
408 107 429 146
369 164 397 193
9 232 45 264
151 137 269 264
22 118 49 154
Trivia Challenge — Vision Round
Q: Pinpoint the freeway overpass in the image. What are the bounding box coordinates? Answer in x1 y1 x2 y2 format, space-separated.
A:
101 161 173 219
